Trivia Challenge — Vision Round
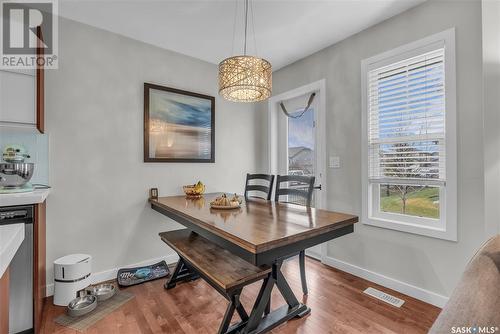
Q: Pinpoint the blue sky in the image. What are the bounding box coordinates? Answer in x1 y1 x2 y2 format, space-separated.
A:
377 63 444 140
150 90 211 128
288 108 314 149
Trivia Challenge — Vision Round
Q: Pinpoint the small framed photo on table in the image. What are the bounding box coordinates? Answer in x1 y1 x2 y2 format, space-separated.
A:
144 83 215 163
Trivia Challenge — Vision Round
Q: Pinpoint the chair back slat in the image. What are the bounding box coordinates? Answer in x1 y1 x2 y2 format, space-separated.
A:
247 174 274 181
246 185 272 194
274 174 316 207
275 188 310 199
276 175 314 184
244 173 275 200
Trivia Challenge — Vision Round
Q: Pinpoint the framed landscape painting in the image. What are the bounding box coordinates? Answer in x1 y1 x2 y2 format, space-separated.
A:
144 83 215 162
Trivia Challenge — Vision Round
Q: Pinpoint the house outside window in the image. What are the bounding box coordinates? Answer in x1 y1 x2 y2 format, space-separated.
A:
361 29 457 241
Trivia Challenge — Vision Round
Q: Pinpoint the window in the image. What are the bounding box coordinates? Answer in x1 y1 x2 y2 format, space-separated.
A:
361 29 457 241
287 106 315 206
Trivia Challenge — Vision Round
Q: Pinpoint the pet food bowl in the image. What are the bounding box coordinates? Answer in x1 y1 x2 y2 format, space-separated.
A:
67 295 97 317
85 283 116 302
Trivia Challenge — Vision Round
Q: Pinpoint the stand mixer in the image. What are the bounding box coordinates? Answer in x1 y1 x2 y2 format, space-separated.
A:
0 145 35 193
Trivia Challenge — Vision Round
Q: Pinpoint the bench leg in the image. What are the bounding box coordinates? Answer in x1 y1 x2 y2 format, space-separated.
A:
218 290 243 334
164 258 200 290
218 298 236 334
236 300 249 322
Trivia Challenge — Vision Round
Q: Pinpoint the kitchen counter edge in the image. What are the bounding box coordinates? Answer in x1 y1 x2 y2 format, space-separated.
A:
0 188 50 207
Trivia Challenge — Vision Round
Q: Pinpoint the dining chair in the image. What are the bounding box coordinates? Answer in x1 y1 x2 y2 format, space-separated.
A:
244 173 275 200
275 174 316 295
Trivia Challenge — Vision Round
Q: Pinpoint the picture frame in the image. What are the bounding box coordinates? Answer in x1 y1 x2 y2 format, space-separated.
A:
144 83 215 163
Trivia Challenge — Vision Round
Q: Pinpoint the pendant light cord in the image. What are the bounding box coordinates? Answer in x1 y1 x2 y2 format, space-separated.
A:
250 0 258 56
244 0 249 55
231 0 238 56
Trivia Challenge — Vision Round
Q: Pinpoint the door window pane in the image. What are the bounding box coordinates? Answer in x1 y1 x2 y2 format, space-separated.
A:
288 108 315 177
287 108 315 206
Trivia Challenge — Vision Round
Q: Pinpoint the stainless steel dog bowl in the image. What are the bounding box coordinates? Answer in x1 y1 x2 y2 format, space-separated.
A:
0 163 34 188
67 295 97 317
86 283 116 302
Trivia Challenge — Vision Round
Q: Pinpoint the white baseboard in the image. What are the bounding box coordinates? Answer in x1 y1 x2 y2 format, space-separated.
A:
322 255 448 308
45 253 448 308
46 253 179 297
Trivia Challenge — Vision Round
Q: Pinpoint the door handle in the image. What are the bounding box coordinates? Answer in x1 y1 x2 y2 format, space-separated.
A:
314 185 322 190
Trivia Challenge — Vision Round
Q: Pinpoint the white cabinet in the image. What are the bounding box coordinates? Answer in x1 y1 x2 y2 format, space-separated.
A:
0 69 36 126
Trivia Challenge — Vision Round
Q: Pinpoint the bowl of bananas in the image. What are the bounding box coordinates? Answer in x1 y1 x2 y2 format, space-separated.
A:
210 193 241 209
183 181 205 198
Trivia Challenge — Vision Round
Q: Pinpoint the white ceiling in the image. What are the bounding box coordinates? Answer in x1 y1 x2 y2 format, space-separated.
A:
59 0 426 70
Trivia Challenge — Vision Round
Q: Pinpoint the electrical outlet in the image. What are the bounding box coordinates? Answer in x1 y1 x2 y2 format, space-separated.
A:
329 156 340 168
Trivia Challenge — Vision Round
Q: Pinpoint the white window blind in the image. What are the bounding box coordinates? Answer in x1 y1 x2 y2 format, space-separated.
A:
368 48 445 186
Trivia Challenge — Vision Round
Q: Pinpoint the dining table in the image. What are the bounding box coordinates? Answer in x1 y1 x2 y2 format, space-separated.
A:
150 192 358 333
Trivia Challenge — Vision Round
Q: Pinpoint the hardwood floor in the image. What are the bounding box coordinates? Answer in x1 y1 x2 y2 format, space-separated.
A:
41 258 440 333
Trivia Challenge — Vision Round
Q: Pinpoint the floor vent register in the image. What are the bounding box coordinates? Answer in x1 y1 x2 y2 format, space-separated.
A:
363 287 405 307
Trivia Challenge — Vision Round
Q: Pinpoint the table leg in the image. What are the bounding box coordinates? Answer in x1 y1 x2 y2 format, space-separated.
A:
244 276 276 331
236 261 310 334
275 264 299 307
264 299 270 315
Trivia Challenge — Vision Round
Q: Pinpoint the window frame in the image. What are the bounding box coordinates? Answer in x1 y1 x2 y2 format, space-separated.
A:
361 28 457 241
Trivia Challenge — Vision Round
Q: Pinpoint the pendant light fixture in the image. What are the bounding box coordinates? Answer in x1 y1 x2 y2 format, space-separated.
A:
218 0 272 103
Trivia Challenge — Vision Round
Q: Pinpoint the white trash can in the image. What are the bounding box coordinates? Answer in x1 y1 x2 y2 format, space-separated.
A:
53 254 92 306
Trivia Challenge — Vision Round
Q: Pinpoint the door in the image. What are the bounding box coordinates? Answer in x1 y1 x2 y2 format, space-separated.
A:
277 90 326 260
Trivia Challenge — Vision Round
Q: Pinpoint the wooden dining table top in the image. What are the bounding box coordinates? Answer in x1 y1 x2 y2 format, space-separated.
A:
150 193 358 254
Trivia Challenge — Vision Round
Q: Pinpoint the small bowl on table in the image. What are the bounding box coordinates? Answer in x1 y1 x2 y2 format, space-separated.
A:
183 185 205 198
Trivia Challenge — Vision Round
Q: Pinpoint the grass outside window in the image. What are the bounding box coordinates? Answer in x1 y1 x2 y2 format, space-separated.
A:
379 185 440 219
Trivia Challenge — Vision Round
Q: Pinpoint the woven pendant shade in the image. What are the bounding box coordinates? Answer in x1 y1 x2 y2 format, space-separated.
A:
218 55 272 103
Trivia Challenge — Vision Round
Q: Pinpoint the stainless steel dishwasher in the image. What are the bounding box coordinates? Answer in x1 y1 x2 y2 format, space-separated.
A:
0 205 34 334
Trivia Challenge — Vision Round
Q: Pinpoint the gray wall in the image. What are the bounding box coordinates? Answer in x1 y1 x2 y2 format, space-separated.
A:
45 18 259 285
44 0 490 303
262 0 485 298
482 0 500 237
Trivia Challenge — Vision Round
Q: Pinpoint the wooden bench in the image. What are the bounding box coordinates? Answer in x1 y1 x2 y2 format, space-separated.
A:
159 229 271 334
